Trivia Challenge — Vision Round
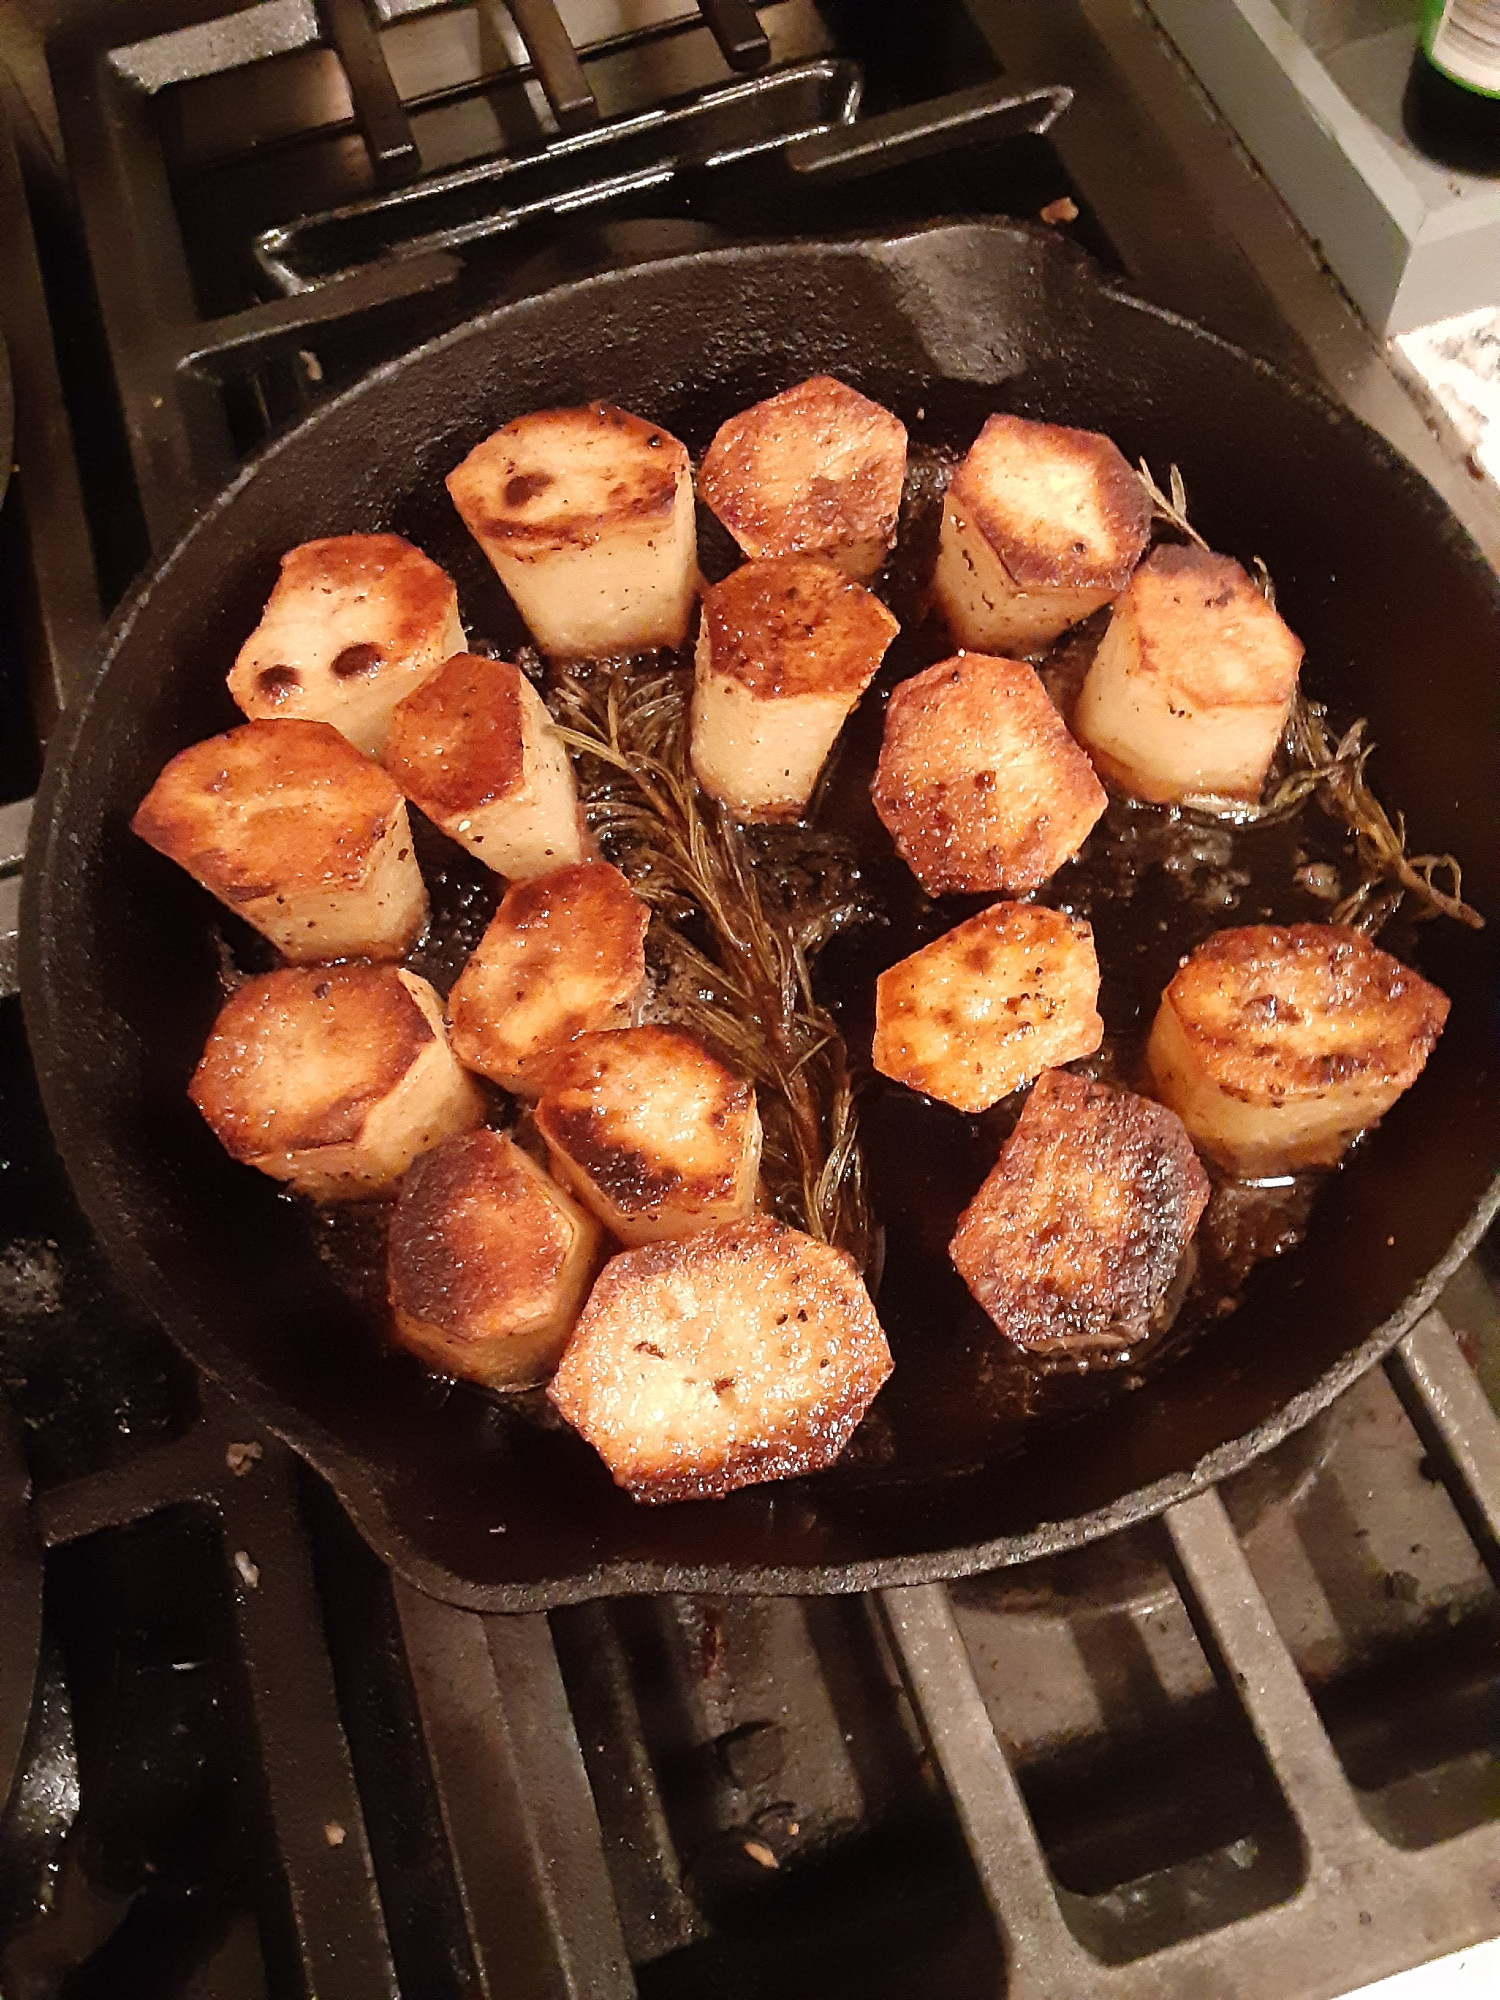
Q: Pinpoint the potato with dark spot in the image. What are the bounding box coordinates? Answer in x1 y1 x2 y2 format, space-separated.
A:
532 1026 761 1246
447 862 649 1090
1146 924 1449 1174
190 966 483 1200
383 654 585 879
447 403 696 658
228 534 464 756
132 718 426 962
548 1216 892 1502
933 415 1151 654
692 556 898 822
389 1130 602 1390
951 1070 1210 1355
1074 545 1305 803
871 653 1105 894
698 376 907 581
872 903 1102 1113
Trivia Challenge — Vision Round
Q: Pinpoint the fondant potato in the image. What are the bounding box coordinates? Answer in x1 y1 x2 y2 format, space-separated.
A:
389 1129 602 1390
227 534 464 756
548 1216 892 1502
190 966 483 1200
446 403 696 658
1146 924 1449 1174
132 718 426 963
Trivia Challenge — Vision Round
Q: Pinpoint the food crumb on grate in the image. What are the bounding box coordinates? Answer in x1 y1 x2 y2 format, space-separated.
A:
743 1840 778 1869
233 1549 260 1590
325 1820 346 1848
226 1441 263 1476
1040 196 1079 225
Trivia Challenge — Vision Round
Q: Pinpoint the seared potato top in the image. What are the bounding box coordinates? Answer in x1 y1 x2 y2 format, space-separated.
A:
191 965 436 1161
446 402 688 549
448 862 649 1087
952 414 1151 591
1117 546 1303 711
700 556 899 699
699 375 907 561
951 1069 1210 1351
533 1025 757 1219
1160 924 1449 1101
871 653 1106 894
228 534 459 717
548 1216 892 1502
132 718 407 901
384 654 535 817
389 1129 589 1340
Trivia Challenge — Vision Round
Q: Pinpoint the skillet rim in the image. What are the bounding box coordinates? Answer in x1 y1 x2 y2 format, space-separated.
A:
20 217 1500 1609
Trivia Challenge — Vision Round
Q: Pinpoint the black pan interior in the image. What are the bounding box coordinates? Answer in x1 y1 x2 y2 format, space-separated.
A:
22 223 1500 1608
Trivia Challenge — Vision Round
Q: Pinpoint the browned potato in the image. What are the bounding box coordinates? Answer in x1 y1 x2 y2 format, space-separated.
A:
131 718 426 963
691 556 898 822
389 1129 602 1390
698 376 908 581
190 966 484 1200
871 652 1107 894
383 654 585 879
532 1026 762 1246
1146 924 1449 1175
548 1216 891 1502
227 534 464 757
872 903 1102 1113
951 1069 1210 1354
446 403 696 658
1073 546 1304 803
933 415 1151 655
447 862 650 1090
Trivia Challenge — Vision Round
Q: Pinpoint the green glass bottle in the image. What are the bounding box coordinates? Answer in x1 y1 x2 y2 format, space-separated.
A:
1402 0 1500 173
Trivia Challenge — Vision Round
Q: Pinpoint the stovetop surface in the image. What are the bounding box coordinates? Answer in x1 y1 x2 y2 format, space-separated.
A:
1 3 1498 1996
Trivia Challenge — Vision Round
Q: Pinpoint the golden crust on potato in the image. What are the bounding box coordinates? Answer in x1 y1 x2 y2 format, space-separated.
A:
1146 923 1449 1173
532 1026 762 1246
389 1129 602 1390
131 718 426 962
699 556 899 699
691 557 898 822
951 1069 1210 1352
871 653 1106 894
872 903 1103 1114
446 403 697 657
951 415 1150 592
548 1216 892 1502
447 862 649 1090
227 534 464 756
933 416 1151 655
383 654 585 878
1074 545 1305 803
190 965 483 1199
698 376 907 580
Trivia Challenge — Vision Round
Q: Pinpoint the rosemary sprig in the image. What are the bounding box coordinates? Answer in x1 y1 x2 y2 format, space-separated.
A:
1134 461 1483 933
549 666 876 1269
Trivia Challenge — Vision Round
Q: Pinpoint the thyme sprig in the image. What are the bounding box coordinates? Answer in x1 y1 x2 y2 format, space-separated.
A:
549 666 875 1269
1134 461 1483 933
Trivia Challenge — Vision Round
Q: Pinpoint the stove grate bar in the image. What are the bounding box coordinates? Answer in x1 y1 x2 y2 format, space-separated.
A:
884 1308 1500 1999
504 0 601 129
1386 1309 1500 1585
394 1581 635 1998
316 0 423 184
696 0 771 74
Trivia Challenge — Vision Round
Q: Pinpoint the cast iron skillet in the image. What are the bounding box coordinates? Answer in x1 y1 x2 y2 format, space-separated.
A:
20 222 1500 1610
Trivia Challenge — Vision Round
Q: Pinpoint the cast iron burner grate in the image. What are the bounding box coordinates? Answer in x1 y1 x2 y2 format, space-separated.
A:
2 2 1500 1995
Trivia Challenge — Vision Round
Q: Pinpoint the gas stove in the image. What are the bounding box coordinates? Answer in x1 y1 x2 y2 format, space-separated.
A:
2 5 1499 1997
